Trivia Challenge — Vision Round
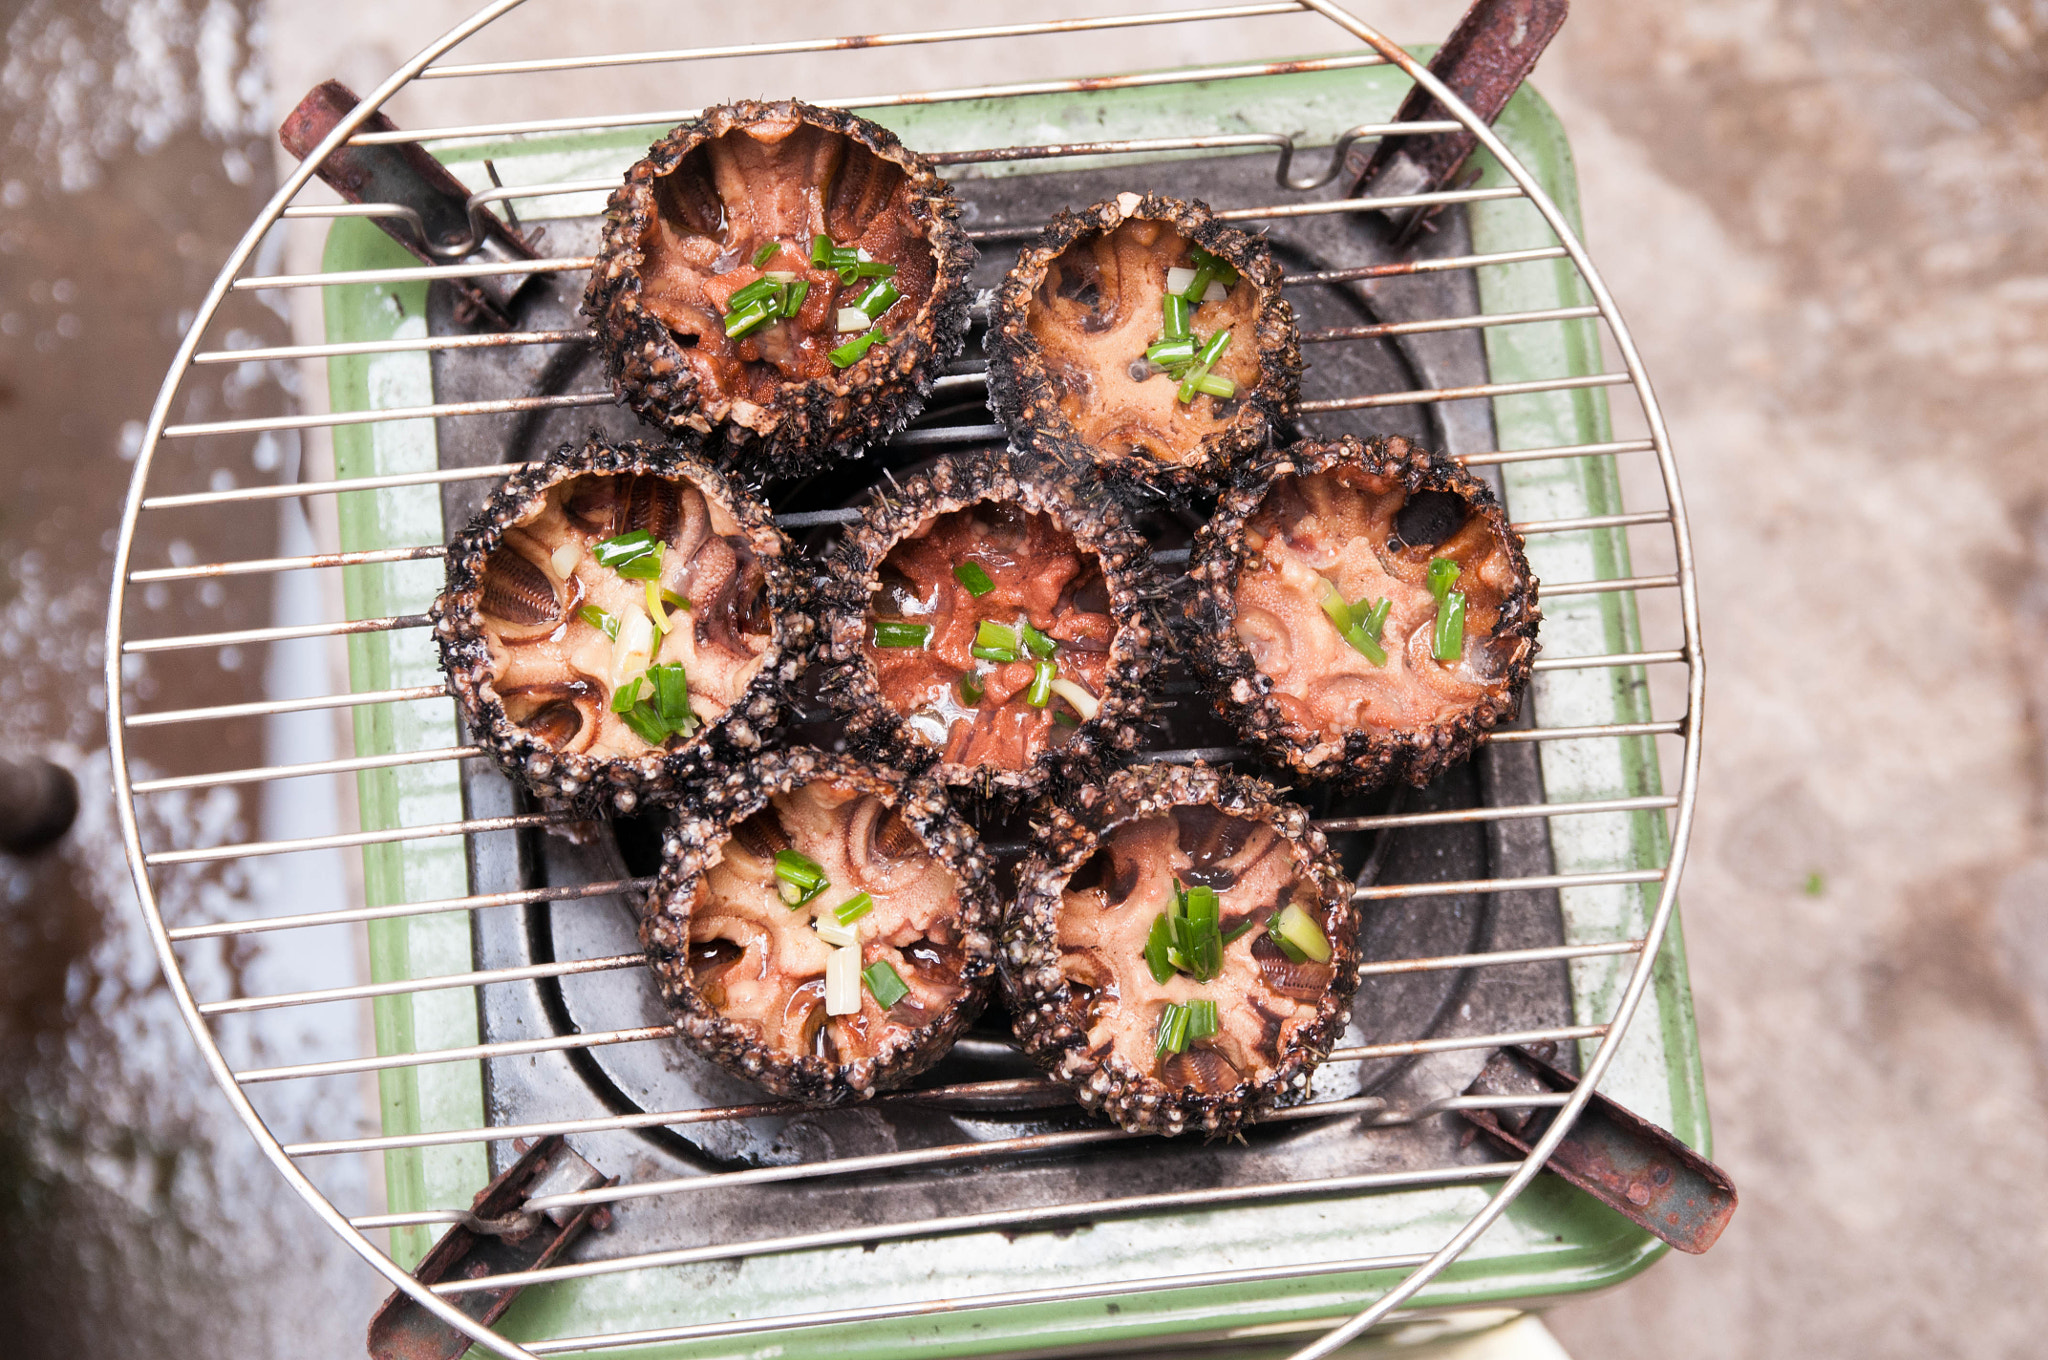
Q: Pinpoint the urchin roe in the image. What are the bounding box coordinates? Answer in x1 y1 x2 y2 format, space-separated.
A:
1057 806 1332 1090
1025 217 1263 464
1234 467 1521 745
477 471 772 758
685 779 967 1062
635 112 938 409
862 502 1116 772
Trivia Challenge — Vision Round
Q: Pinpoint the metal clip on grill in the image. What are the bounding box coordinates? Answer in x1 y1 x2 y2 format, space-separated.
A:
105 4 1709 1359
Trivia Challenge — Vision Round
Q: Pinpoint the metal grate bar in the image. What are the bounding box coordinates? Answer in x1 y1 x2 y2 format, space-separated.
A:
419 5 1312 81
346 55 1393 148
1543 573 1680 599
161 391 610 440
1531 649 1687 672
431 1161 1523 1296
1356 869 1664 902
1303 304 1601 344
200 952 643 1016
1512 509 1671 535
1285 245 1568 285
1485 720 1683 744
967 185 1525 244
124 684 446 729
145 810 569 867
1328 1024 1606 1063
927 123 1459 169
1317 794 1676 833
232 255 594 292
133 745 483 795
121 613 429 656
1459 438 1656 468
194 327 585 365
1356 940 1641 977
235 1022 678 1085
143 463 528 510
131 544 447 583
167 877 650 943
1299 371 1630 413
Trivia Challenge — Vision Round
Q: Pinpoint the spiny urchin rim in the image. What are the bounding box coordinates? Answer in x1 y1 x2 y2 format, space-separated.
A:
1183 434 1541 792
639 747 1002 1105
583 99 977 481
431 433 815 814
984 192 1300 492
1004 761 1359 1137
816 445 1159 803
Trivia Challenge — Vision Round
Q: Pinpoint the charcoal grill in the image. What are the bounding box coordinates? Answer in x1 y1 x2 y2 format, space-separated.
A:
105 4 1708 1357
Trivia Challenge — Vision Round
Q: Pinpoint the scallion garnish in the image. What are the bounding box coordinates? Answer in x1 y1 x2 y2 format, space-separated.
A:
1427 557 1461 602
862 959 911 1009
975 620 1018 654
1145 336 1198 368
871 619 931 649
1189 243 1238 286
1181 258 1218 306
1143 915 1176 985
953 562 995 597
1053 709 1079 727
1320 579 1388 666
593 530 666 580
852 260 896 279
616 703 670 746
725 276 781 310
645 579 671 634
810 233 834 266
1161 293 1191 341
833 891 874 926
774 849 828 909
1146 879 1225 985
750 241 780 268
1155 1002 1191 1057
1020 620 1057 659
1192 373 1236 399
853 277 901 319
611 676 643 713
830 326 887 368
578 604 620 640
1185 997 1219 1041
970 643 1018 663
780 279 809 317
1025 659 1055 708
1434 590 1467 662
1220 915 1259 946
958 672 985 705
661 587 693 612
724 298 777 339
648 662 691 730
1176 329 1232 404
1268 903 1332 964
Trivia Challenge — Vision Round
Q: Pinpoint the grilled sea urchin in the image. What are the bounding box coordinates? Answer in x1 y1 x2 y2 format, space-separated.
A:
640 749 1000 1104
1006 763 1357 1137
433 437 811 811
818 447 1156 801
1186 435 1540 791
583 100 976 478
985 192 1298 487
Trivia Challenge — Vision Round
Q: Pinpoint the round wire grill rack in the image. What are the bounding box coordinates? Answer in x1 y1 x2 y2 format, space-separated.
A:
105 3 1705 1357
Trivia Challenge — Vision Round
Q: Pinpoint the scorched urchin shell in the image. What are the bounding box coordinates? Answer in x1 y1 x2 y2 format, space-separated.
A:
1185 434 1540 791
817 445 1158 801
639 748 1001 1105
985 191 1298 488
1004 762 1359 1137
583 99 976 479
432 435 812 812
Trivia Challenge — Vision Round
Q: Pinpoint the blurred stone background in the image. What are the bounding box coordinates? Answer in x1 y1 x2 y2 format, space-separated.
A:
2 1 2045 1356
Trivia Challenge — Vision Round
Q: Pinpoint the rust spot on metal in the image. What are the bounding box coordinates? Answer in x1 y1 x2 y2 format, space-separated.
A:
1461 1045 1737 1255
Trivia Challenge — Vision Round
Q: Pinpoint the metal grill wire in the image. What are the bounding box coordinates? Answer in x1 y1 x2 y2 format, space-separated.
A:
100 2 1705 1358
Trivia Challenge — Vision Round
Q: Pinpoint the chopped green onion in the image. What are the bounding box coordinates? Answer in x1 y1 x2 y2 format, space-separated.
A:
750 241 780 267
853 278 901 317
871 619 931 648
593 530 666 580
646 579 670 634
833 891 874 926
1220 915 1259 946
1176 329 1232 404
825 944 862 1013
1434 590 1467 663
578 604 619 640
616 703 670 746
815 915 857 948
862 959 911 1009
837 306 872 333
975 620 1018 654
611 676 643 713
1270 903 1332 964
1145 336 1198 368
1168 880 1223 981
1155 1002 1191 1058
775 851 828 908
852 260 897 279
1192 374 1236 399
1025 660 1055 708
1427 557 1461 602
1161 293 1191 341
1182 260 1218 305
648 662 691 729
1047 677 1099 721
958 672 985 705
1053 709 1079 727
969 645 1017 663
661 587 693 612
1185 997 1220 1041
1352 597 1390 643
810 233 834 265
1189 243 1238 285
1320 579 1387 666
1020 620 1057 659
779 279 809 317
723 298 777 339
724 276 781 311
952 562 995 597
1143 915 1176 985
829 326 886 368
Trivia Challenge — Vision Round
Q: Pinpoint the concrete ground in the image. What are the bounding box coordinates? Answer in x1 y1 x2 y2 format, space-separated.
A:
2 1 2045 1356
